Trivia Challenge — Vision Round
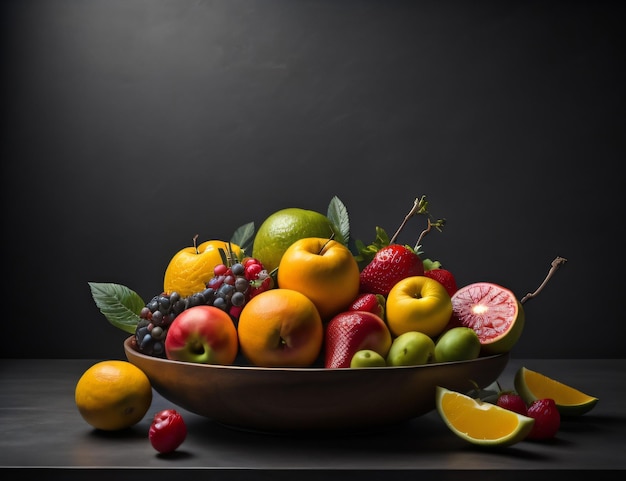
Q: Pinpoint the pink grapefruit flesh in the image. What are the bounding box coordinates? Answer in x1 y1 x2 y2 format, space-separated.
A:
450 282 525 355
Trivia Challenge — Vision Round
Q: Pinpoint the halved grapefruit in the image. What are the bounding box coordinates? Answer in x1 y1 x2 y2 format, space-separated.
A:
450 282 525 355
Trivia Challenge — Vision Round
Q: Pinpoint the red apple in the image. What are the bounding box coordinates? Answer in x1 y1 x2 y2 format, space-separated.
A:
324 311 392 368
165 305 239 365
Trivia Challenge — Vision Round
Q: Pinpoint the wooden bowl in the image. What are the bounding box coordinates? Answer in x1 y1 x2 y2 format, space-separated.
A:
124 336 509 433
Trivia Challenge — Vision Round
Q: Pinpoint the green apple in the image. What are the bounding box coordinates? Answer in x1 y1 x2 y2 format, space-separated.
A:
350 349 387 368
434 327 481 362
386 331 435 366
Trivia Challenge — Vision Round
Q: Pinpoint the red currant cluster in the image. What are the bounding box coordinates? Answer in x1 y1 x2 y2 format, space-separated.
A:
206 257 274 321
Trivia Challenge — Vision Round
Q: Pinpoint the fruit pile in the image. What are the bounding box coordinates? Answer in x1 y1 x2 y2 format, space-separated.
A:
85 195 597 448
133 255 272 357
91 196 540 369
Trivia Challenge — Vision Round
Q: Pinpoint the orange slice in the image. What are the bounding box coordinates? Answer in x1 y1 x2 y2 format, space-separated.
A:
514 366 599 416
436 386 534 447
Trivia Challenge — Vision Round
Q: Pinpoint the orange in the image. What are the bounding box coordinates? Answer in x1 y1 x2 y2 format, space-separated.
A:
436 386 534 447
237 288 324 367
514 366 599 416
163 239 243 297
277 237 360 321
75 360 153 431
252 208 345 273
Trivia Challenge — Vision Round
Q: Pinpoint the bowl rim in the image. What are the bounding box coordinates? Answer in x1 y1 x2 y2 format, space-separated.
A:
123 335 508 372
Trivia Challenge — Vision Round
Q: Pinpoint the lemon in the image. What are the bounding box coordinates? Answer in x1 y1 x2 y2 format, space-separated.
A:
436 386 534 447
252 208 345 273
514 366 599 416
75 360 153 431
163 240 243 297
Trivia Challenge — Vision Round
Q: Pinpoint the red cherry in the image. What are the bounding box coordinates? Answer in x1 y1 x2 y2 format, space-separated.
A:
244 257 261 267
245 263 264 280
148 409 187 454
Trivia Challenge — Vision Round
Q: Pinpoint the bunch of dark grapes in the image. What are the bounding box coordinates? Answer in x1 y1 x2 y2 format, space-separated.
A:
133 257 273 358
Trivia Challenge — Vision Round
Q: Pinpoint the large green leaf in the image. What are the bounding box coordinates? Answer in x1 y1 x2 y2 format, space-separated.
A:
88 282 144 334
231 221 255 255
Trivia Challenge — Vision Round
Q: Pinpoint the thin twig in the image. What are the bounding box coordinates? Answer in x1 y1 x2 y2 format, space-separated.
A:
389 197 426 245
414 219 434 251
520 256 568 304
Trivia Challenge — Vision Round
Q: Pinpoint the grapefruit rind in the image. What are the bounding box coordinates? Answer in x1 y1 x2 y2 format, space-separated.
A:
435 386 534 447
450 282 525 355
514 366 599 416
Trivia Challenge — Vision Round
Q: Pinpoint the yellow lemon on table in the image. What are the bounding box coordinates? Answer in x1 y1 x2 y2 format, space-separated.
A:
252 208 345 273
75 360 153 431
163 239 243 297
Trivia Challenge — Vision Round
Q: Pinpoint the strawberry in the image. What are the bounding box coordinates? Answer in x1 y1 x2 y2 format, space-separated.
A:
496 392 528 416
424 268 458 297
324 311 392 368
526 398 561 440
349 293 385 319
359 244 424 296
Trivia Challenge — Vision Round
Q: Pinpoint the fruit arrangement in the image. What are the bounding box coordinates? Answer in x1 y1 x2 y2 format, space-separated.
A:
83 194 598 447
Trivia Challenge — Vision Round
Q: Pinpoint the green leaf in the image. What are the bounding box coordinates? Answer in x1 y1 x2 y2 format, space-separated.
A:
327 196 350 245
231 221 255 255
354 226 391 264
88 282 144 334
422 258 442 271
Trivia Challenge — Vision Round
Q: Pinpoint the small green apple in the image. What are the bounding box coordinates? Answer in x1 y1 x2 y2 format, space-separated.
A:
350 349 387 368
386 331 435 366
434 327 481 362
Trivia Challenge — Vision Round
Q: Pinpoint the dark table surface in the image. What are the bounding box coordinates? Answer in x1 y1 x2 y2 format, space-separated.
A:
1 357 624 480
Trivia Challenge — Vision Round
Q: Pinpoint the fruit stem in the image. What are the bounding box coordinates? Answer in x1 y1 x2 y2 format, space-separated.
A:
193 234 200 254
388 196 446 253
318 233 336 255
390 196 433 245
520 256 568 304
414 218 446 252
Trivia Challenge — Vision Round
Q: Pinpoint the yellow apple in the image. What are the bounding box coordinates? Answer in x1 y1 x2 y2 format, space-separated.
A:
277 237 360 321
163 240 242 297
385 275 452 338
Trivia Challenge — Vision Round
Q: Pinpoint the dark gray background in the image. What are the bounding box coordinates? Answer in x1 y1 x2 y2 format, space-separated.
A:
2 0 624 359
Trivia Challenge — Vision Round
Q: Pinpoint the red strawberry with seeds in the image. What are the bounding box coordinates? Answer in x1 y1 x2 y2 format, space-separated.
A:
526 398 561 440
359 244 424 296
349 293 385 319
424 268 458 297
324 311 392 368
